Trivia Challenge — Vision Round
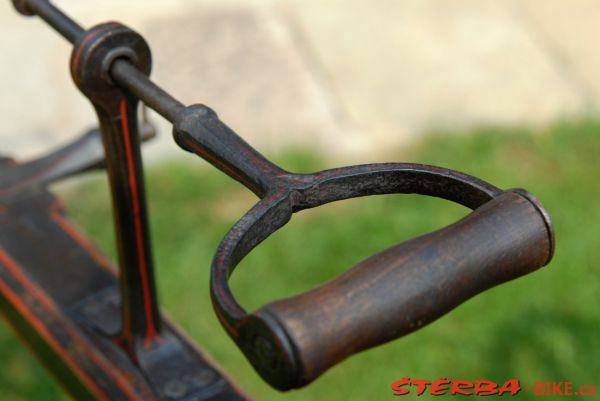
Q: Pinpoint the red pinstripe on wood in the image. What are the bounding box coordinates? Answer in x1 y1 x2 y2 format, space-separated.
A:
119 99 160 349
0 247 144 401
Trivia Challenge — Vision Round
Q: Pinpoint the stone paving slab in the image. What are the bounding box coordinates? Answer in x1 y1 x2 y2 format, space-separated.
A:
288 0 587 150
143 4 341 155
520 0 600 104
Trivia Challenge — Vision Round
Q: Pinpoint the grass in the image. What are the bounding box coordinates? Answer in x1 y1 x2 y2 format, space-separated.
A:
1 119 599 400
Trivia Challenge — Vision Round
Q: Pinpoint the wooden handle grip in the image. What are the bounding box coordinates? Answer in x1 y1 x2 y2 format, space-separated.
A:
236 189 554 390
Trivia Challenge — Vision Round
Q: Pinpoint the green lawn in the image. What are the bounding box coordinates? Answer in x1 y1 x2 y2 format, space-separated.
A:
1 120 599 400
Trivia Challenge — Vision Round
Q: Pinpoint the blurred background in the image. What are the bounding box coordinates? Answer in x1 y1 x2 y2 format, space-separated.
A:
1 0 599 400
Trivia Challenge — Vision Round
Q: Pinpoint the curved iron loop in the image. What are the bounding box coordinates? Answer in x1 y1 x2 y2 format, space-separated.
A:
209 167 554 390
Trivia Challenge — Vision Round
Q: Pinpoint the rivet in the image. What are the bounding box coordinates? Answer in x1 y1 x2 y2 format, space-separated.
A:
163 379 189 399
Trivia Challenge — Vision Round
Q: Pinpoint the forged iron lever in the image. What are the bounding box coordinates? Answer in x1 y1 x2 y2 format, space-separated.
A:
167 85 556 391
13 0 556 394
173 105 287 197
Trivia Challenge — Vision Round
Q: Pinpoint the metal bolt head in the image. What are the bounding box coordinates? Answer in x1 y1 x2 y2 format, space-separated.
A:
188 369 217 387
12 0 35 16
254 335 278 369
163 379 189 399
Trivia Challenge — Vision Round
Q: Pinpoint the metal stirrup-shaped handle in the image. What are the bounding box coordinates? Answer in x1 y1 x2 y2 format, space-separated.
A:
211 186 553 391
172 104 554 391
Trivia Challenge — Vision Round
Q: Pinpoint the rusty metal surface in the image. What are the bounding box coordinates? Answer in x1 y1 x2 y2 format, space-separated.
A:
71 20 161 356
5 0 556 398
0 128 252 401
195 116 554 389
224 189 553 389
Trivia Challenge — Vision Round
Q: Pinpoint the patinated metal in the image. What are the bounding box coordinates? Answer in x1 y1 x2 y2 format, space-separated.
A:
0 130 250 400
2 0 556 399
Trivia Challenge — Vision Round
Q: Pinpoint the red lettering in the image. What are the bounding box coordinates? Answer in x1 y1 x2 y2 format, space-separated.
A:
551 382 564 395
534 382 546 395
412 379 431 396
580 385 596 396
390 377 598 397
391 378 411 396
498 379 521 396
475 380 499 396
564 382 573 396
451 380 474 395
430 377 449 396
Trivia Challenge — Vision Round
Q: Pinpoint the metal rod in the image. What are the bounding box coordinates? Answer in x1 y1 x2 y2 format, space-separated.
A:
23 0 184 122
27 0 84 43
111 59 184 123
19 0 287 196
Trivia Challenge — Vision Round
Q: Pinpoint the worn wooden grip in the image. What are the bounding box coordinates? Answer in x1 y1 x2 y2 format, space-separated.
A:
237 189 554 390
